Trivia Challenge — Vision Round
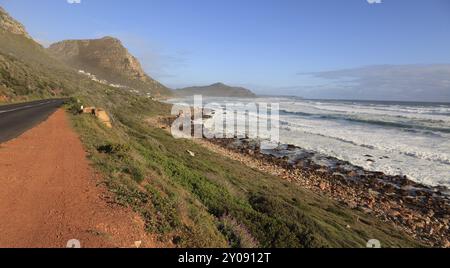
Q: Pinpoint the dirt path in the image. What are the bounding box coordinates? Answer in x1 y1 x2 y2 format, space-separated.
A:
0 109 153 248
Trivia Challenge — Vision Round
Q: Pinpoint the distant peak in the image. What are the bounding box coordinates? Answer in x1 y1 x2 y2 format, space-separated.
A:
177 83 256 97
211 82 226 86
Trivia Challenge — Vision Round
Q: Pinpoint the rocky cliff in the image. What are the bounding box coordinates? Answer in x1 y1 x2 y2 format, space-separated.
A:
47 37 171 96
0 7 31 39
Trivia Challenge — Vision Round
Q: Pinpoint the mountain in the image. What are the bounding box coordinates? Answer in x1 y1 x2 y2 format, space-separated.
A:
176 83 256 97
0 6 171 103
47 37 171 97
0 6 31 39
0 7 76 101
0 6 50 63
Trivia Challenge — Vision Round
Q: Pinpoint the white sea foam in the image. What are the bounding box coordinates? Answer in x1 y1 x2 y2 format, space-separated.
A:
168 97 450 188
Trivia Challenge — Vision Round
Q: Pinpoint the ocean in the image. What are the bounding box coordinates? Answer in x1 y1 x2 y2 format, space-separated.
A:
168 97 450 188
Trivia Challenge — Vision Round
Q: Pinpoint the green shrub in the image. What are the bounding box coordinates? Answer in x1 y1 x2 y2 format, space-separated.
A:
97 143 131 158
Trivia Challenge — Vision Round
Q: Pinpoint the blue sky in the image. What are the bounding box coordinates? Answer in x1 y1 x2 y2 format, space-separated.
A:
1 0 450 100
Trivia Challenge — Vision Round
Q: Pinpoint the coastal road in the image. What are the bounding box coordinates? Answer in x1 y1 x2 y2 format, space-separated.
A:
0 108 153 247
0 99 66 143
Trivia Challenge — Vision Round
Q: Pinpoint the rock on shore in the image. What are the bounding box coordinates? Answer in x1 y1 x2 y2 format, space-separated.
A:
204 138 450 247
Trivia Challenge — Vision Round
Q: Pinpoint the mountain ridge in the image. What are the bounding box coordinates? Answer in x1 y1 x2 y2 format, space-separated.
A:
176 82 256 97
47 37 171 97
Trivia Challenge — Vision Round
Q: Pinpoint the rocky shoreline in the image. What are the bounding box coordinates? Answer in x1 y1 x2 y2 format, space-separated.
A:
148 116 449 247
198 138 450 247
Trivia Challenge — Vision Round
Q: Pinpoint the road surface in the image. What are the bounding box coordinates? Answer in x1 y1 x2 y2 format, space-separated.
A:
0 99 66 143
0 108 154 247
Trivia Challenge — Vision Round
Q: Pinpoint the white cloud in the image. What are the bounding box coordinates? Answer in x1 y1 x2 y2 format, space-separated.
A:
297 64 450 102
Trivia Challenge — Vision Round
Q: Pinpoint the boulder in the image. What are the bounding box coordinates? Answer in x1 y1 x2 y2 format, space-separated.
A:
95 109 112 128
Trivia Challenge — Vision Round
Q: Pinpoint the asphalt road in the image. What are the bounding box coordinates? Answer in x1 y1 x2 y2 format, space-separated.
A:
0 99 66 143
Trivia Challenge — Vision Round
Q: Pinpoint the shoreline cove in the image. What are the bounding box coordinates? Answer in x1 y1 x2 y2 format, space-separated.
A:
167 97 450 189
147 115 450 247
